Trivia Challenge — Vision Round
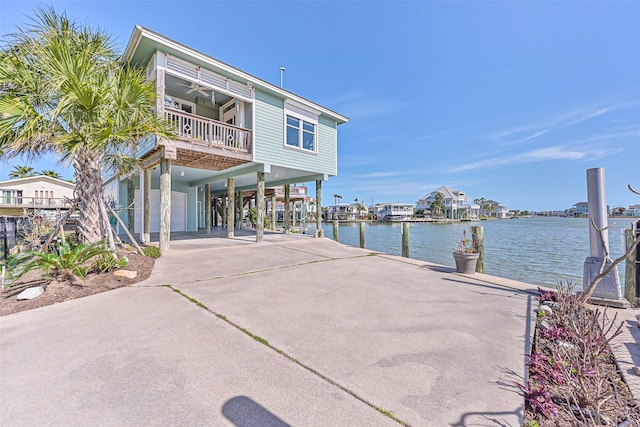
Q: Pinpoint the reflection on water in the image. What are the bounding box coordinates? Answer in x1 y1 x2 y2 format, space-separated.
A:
322 217 634 288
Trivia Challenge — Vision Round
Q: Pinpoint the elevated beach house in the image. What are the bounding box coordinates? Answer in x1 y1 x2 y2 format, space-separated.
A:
416 185 479 220
105 26 348 249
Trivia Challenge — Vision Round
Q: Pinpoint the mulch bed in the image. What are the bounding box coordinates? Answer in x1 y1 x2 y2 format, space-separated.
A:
1 250 155 316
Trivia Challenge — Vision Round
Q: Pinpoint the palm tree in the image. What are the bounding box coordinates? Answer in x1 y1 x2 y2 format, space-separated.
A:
0 8 173 245
41 170 62 179
9 165 35 179
432 191 445 217
333 194 342 206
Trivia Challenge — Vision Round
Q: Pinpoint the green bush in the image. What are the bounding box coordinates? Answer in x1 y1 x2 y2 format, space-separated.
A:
92 253 127 273
12 241 111 280
143 246 161 259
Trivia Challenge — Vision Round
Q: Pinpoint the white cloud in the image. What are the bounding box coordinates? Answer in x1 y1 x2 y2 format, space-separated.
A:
450 145 589 172
491 104 628 145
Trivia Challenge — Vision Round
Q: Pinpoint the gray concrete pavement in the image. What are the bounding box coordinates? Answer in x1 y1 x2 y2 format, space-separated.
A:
2 233 539 426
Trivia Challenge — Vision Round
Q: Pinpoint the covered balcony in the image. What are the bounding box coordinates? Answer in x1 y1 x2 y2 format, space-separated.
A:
142 57 255 172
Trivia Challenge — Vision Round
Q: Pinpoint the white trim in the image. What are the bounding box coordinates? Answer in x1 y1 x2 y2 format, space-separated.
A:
284 111 318 154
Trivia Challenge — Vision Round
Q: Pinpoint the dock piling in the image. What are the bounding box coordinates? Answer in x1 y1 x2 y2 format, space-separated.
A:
333 221 339 242
359 222 365 248
402 222 409 258
471 225 484 273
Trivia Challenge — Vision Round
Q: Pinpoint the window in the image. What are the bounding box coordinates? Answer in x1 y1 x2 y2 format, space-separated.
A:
286 115 315 151
284 100 319 153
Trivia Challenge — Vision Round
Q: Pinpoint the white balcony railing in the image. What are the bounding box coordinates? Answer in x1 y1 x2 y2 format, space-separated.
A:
164 108 251 153
0 197 74 208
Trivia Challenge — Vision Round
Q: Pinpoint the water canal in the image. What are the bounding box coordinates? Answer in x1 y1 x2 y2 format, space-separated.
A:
321 217 635 288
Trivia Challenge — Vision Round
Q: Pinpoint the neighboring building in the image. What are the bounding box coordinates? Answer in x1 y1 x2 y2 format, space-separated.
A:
105 26 348 248
571 202 589 216
272 184 314 223
325 203 362 221
627 205 640 217
0 175 75 217
481 200 510 219
376 203 414 222
416 185 479 220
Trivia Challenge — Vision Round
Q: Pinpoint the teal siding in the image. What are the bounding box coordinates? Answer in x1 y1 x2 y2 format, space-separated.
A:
318 116 337 176
253 90 337 176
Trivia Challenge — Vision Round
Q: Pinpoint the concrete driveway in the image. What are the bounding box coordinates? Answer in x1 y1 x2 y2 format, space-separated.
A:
1 234 535 426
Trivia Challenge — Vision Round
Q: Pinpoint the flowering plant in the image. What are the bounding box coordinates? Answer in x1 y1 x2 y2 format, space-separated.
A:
453 229 479 254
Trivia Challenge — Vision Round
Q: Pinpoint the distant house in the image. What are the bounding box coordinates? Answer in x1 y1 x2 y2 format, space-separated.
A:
571 202 589 216
272 184 313 223
481 200 510 219
626 205 640 217
376 203 413 222
416 185 478 220
325 203 362 221
0 175 75 217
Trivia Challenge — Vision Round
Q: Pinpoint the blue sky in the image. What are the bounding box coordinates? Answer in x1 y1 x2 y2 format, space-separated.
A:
2 1 639 211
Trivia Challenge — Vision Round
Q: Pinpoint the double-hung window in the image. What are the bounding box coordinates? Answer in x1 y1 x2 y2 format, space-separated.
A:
286 116 315 151
284 100 319 153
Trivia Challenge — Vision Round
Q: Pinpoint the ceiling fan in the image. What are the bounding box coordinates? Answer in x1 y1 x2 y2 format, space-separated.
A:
176 82 210 97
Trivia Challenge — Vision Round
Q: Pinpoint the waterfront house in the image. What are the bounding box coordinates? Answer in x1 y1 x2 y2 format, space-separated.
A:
481 200 510 219
325 203 360 221
416 186 479 220
625 205 640 217
0 176 74 217
376 203 414 222
570 202 589 217
272 184 314 224
104 26 348 249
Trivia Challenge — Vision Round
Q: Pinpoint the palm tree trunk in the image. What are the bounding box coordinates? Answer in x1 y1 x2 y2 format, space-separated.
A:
73 148 111 245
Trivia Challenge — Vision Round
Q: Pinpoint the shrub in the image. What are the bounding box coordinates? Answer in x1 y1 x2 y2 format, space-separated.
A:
92 253 127 273
12 241 111 281
143 246 161 259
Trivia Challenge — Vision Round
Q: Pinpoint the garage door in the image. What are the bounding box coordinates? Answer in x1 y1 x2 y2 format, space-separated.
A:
134 190 187 233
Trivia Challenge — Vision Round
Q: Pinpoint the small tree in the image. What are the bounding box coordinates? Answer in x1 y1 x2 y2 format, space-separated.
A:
41 170 62 179
9 165 35 179
432 192 445 217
